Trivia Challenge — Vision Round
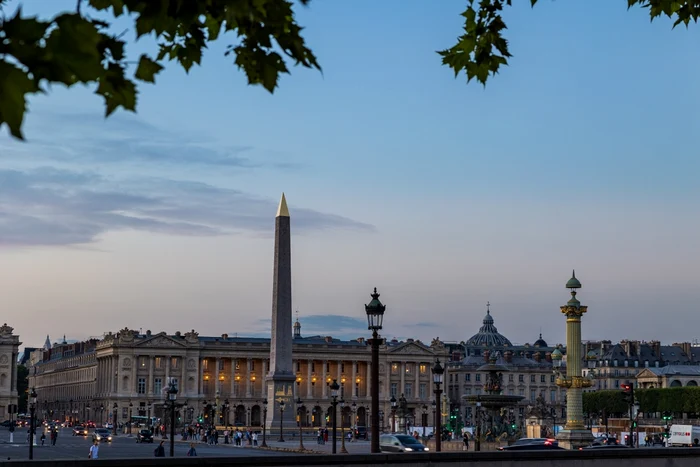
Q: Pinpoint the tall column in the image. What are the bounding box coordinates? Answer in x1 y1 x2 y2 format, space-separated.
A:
306 360 312 398
366 362 371 397
246 359 253 397
212 358 219 394
181 358 186 396
322 361 328 398
131 356 137 398
415 364 420 400
148 357 154 396
199 358 205 396
265 193 296 430
10 352 17 392
352 361 357 399
400 361 406 396
231 358 237 398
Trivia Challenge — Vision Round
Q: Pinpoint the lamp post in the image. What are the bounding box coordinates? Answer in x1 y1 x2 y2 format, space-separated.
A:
296 397 305 451
112 403 118 435
329 379 340 454
86 403 91 426
167 380 178 457
422 404 428 439
340 398 348 454
261 399 268 448
351 402 357 440
128 401 133 436
28 388 37 460
475 398 481 452
99 404 104 427
147 401 152 429
390 395 397 432
432 358 444 453
365 287 385 454
69 399 74 426
223 399 230 427
398 393 407 434
278 400 286 442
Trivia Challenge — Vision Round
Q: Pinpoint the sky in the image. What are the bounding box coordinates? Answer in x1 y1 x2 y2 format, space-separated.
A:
1 1 699 351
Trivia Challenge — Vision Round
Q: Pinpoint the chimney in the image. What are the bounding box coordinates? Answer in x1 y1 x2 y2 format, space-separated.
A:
533 352 541 362
504 351 513 363
222 333 228 339
545 352 552 363
325 336 333 343
357 337 365 344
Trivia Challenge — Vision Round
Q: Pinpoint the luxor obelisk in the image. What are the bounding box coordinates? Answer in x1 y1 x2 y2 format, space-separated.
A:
265 193 296 434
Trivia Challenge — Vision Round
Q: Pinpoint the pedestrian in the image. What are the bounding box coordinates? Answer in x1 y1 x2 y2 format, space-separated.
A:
252 432 258 446
186 442 198 456
154 440 166 457
52 428 58 446
40 432 45 446
88 440 99 459
463 431 469 451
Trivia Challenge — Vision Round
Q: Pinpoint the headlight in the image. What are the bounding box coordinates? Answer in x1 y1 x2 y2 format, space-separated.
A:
425 448 430 451
404 447 413 451
107 437 112 441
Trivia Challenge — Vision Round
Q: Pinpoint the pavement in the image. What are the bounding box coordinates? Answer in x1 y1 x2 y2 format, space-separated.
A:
0 427 300 461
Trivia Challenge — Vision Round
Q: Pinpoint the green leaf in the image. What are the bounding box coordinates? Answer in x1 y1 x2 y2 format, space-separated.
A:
134 54 163 83
0 61 40 139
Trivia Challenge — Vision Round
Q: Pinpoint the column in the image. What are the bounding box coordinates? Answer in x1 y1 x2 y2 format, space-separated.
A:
165 357 171 389
306 360 312 398
400 361 406 396
212 358 219 395
413 362 418 399
114 356 119 393
131 356 137 398
181 357 186 396
366 362 371 397
199 358 205 396
107 356 113 396
352 361 357 399
148 357 154 396
322 361 328 398
10 352 17 392
245 359 252 398
230 358 237 398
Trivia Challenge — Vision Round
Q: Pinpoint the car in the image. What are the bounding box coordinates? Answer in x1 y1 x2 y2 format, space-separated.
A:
136 429 154 443
72 426 89 436
0 420 12 428
498 439 562 451
354 426 367 440
92 428 113 442
379 434 429 453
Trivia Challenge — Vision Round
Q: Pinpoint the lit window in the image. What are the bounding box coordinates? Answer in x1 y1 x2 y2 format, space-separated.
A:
391 363 399 374
420 364 427 374
155 357 162 369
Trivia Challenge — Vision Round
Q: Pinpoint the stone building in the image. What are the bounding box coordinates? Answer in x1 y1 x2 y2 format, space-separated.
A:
445 306 566 429
0 324 21 421
28 320 448 430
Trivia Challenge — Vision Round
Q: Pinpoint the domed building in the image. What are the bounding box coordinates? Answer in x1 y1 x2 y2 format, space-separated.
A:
444 304 567 432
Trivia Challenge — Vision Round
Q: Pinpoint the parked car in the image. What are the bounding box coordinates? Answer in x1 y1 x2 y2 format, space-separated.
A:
499 439 562 451
136 429 154 443
72 426 89 436
92 428 113 442
354 426 367 440
379 434 429 452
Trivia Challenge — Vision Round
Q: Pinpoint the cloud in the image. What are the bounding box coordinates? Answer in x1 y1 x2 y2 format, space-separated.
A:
1 111 291 169
0 167 375 246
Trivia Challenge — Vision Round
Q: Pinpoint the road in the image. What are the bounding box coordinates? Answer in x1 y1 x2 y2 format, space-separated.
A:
0 427 299 461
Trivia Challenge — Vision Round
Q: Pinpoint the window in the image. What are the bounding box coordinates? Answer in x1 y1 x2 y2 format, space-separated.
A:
202 359 208 370
550 375 555 383
326 362 330 372
614 380 620 388
296 361 301 372
519 389 525 397
391 363 399 374
406 363 412 374
449 374 453 383
540 375 546 383
465 373 471 382
419 383 427 399
475 374 481 382
519 375 524 383
530 389 536 401
154 378 162 395
465 388 472 395
405 383 413 398
171 357 178 369
311 362 315 372
420 364 427 374
550 390 556 402
509 374 514 382
508 389 514 395
155 357 162 369
137 378 146 394
530 375 535 383
390 383 398 398
219 359 225 371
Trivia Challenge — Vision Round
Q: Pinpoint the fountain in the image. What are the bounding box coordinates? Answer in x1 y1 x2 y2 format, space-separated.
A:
463 351 524 449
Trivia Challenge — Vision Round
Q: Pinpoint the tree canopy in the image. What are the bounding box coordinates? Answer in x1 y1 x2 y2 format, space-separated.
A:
583 387 700 416
1 0 698 140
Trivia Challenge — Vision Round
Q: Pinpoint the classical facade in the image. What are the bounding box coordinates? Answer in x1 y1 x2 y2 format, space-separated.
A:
28 321 448 430
445 306 566 430
0 324 21 420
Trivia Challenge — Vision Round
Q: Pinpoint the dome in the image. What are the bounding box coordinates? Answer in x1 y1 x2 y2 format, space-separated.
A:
465 304 513 348
533 333 547 348
551 348 563 360
586 350 597 360
566 270 582 289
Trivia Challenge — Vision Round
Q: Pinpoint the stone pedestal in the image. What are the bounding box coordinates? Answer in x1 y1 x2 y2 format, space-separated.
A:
556 429 594 450
265 376 297 434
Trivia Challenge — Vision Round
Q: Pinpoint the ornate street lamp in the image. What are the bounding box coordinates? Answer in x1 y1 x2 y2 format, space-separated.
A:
147 401 152 428
422 404 428 439
340 398 348 454
398 393 407 434
28 388 37 460
432 358 444 452
112 403 118 435
390 395 397 432
351 401 357 440
330 379 340 454
278 400 286 442
296 397 305 451
365 287 385 453
261 399 268 448
223 399 230 427
167 380 178 457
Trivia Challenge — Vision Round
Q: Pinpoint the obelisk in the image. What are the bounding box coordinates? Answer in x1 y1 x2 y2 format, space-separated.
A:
266 193 296 433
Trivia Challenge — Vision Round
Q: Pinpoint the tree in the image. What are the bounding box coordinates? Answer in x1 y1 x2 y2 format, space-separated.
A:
1 1 698 140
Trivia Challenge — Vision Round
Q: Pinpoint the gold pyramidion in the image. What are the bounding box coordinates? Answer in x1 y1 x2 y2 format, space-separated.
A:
276 192 290 217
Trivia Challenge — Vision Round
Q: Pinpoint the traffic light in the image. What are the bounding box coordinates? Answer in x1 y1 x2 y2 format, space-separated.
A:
511 423 517 430
621 383 634 405
662 412 673 422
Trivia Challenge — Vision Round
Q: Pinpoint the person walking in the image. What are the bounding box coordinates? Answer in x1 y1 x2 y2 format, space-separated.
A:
186 442 198 456
462 431 470 451
154 440 166 457
88 440 99 459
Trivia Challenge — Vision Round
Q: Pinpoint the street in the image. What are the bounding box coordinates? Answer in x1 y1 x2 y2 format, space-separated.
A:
0 427 299 461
